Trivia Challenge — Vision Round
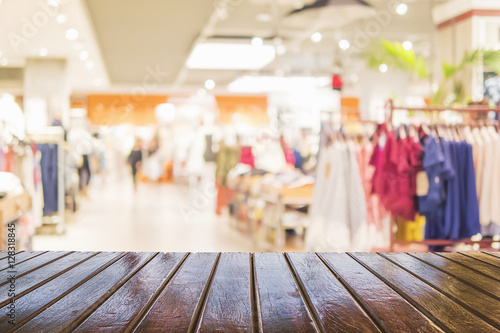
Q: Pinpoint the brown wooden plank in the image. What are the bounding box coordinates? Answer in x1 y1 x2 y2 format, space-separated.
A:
0 251 69 279
253 252 317 333
73 252 186 333
0 251 96 308
319 252 443 333
351 252 497 332
134 252 219 332
14 252 153 332
381 252 500 328
0 252 122 332
0 251 47 271
485 251 500 258
410 252 500 299
287 252 380 332
437 252 500 281
460 252 500 267
198 252 253 332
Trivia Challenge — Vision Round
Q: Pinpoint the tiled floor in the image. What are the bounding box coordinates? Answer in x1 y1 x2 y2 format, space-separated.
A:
33 176 256 252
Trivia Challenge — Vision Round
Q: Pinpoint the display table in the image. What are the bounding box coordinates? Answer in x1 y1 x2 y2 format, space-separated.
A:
1 251 499 332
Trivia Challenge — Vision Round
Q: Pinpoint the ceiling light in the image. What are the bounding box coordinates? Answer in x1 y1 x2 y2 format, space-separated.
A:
39 48 48 56
379 63 388 73
251 37 264 48
228 76 330 93
56 14 67 23
1 59 8 66
311 32 322 43
85 60 94 69
79 50 89 61
402 41 413 51
256 13 272 22
338 39 350 50
396 3 408 15
65 28 78 40
205 79 215 90
276 45 286 55
186 43 276 70
47 0 60 7
197 88 207 97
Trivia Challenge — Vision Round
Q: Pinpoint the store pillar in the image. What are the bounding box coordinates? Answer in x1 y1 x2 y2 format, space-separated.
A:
23 58 70 131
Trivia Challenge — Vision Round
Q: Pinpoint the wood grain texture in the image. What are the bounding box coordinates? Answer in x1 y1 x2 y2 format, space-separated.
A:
134 252 219 332
0 251 22 261
287 252 380 333
319 252 443 333
14 252 153 333
198 252 253 332
0 251 72 283
0 251 46 271
381 252 500 328
437 252 500 281
1 252 122 332
485 251 500 258
410 252 500 299
73 252 186 333
0 251 96 308
460 252 500 267
254 252 317 333
351 253 497 333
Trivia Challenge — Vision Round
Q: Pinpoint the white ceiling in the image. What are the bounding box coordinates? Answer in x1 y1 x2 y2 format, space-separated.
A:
0 0 450 94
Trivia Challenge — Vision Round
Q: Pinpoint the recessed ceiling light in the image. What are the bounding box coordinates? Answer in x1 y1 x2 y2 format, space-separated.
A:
47 0 60 7
197 88 207 97
256 13 272 22
402 41 413 50
186 43 276 70
1 59 8 66
251 37 264 48
311 32 322 43
379 63 388 73
79 50 89 61
65 28 79 40
56 14 67 23
205 79 215 90
39 48 48 56
276 44 286 55
338 39 350 50
396 3 408 15
85 60 94 69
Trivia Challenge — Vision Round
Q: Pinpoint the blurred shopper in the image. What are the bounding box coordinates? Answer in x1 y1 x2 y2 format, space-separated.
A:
127 139 143 190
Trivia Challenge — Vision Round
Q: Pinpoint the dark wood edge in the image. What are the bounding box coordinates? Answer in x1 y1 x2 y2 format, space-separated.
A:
348 253 452 333
283 253 324 333
407 253 500 302
7 252 127 332
378 253 500 329
0 252 75 287
459 252 500 268
316 253 389 333
187 253 222 333
126 253 192 332
250 253 263 333
0 252 102 310
433 252 500 282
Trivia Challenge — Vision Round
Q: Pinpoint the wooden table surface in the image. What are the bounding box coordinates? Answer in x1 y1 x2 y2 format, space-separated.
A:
1 251 500 332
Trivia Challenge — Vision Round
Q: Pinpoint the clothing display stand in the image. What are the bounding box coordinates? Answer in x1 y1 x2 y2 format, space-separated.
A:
28 127 65 234
387 100 500 251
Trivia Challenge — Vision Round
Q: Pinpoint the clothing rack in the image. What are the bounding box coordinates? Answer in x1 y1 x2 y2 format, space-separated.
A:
28 127 65 234
387 99 500 251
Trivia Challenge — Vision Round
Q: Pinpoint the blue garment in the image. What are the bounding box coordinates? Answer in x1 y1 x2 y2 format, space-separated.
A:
444 141 460 240
418 136 453 240
461 142 480 238
293 149 304 170
38 144 59 216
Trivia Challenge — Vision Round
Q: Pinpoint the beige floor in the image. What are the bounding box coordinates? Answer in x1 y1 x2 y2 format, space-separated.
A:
33 176 257 253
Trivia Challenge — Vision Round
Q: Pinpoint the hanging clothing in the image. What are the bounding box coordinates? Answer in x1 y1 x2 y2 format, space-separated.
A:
38 143 59 216
239 146 255 168
215 141 240 187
